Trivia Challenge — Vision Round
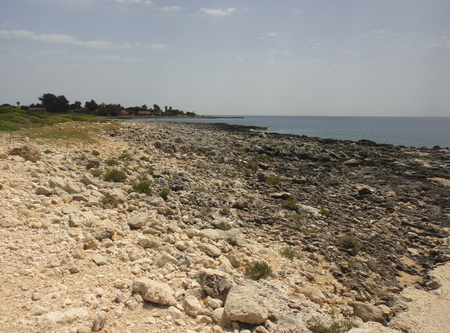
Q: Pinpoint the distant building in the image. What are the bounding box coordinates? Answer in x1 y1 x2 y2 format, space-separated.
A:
137 110 151 115
120 110 129 115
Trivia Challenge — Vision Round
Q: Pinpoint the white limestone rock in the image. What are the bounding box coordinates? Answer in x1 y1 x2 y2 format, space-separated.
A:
132 277 177 306
224 285 268 325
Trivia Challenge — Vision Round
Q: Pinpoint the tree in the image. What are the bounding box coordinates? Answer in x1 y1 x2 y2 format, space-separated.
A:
70 101 82 110
38 93 69 113
85 100 98 112
96 103 121 117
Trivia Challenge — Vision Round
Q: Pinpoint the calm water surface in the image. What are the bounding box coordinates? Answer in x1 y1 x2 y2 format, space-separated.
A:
143 116 450 148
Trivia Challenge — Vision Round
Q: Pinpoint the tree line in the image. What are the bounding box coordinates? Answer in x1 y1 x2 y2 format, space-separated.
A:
2 93 197 117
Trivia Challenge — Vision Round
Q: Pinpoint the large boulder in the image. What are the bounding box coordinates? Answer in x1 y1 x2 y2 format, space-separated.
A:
224 285 268 325
132 277 176 306
8 143 41 162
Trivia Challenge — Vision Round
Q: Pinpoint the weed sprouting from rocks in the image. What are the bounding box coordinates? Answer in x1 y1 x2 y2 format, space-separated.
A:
132 181 152 195
104 169 127 182
280 247 299 261
100 193 118 207
90 169 102 178
245 262 273 280
319 207 331 216
265 176 282 185
337 234 361 251
118 152 132 161
91 150 100 156
307 318 352 333
282 198 299 211
105 158 118 166
158 187 171 200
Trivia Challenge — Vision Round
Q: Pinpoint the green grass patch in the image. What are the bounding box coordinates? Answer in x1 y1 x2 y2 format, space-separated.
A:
0 107 100 132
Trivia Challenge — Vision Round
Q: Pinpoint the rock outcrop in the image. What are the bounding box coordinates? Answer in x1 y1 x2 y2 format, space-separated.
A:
0 120 449 332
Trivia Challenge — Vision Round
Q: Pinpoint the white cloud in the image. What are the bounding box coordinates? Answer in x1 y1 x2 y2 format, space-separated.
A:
199 8 236 16
0 29 165 50
267 32 278 37
149 43 167 49
421 36 450 51
158 6 181 12
113 0 152 5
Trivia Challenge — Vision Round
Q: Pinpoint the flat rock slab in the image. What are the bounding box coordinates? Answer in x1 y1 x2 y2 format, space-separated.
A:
224 285 268 325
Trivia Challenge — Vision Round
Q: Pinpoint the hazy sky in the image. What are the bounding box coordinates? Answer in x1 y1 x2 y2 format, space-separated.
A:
1 0 449 116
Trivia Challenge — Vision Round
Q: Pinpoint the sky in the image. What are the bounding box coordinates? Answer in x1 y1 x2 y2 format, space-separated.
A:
1 0 450 116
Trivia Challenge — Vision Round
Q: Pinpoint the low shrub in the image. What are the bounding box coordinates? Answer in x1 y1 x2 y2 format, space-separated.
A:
118 153 132 161
337 234 361 250
158 187 171 200
319 207 331 216
307 319 352 333
100 193 118 207
104 169 127 182
245 262 273 280
282 198 299 211
132 181 152 195
265 176 282 185
105 158 118 166
90 169 102 178
280 247 299 260
91 150 100 156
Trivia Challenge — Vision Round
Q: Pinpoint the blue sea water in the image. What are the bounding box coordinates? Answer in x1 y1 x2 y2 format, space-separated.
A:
144 116 450 149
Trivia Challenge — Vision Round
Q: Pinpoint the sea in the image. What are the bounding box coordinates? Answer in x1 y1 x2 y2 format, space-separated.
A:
144 116 450 149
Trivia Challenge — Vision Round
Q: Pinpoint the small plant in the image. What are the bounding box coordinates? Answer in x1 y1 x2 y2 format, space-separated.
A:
43 149 53 154
90 169 102 178
282 198 299 211
319 207 331 216
346 259 355 270
0 184 3 190
337 234 361 250
265 176 282 185
245 262 273 280
132 181 152 195
91 150 100 156
100 193 118 207
118 153 132 161
280 247 299 261
104 169 127 182
243 194 255 204
307 318 352 333
219 207 232 216
139 155 149 161
287 212 304 222
158 187 171 200
105 158 119 166
246 161 259 170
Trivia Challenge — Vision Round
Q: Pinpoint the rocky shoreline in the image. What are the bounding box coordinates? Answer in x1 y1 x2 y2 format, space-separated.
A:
0 120 449 333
